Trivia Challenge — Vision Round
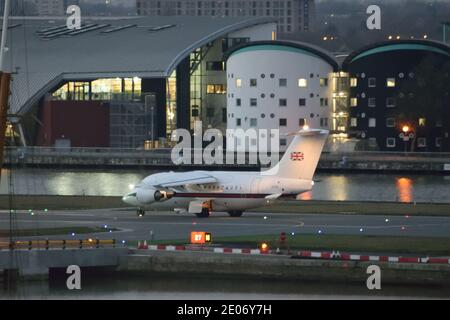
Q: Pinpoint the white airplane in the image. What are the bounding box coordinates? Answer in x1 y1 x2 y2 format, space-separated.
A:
122 129 328 218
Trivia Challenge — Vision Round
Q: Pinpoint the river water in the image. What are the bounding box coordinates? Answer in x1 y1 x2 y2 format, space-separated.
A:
1 168 449 203
1 274 450 300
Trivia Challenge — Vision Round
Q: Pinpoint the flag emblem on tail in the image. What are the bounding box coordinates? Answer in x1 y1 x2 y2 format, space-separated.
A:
290 152 304 161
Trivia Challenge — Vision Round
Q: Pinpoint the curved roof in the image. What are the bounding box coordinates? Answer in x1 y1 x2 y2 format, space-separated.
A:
225 40 340 71
2 16 275 116
342 39 450 70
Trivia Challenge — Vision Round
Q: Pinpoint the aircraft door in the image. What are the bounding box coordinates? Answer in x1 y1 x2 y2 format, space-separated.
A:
251 177 262 195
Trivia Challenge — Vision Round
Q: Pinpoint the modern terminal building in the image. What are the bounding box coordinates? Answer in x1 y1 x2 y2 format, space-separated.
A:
342 40 450 152
3 17 450 153
4 16 276 148
225 40 338 151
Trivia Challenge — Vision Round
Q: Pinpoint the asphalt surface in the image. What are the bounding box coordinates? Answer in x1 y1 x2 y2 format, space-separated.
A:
1 208 450 242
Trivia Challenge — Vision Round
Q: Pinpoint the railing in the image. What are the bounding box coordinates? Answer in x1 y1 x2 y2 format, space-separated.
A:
0 239 118 250
5 146 450 159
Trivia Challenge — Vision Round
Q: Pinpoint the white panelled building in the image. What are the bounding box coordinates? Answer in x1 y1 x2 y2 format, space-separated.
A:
226 41 338 151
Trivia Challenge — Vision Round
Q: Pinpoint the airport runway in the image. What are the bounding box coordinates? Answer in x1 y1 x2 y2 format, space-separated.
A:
1 208 450 242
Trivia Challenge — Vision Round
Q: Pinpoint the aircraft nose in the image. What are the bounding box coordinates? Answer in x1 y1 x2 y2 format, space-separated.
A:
122 191 138 206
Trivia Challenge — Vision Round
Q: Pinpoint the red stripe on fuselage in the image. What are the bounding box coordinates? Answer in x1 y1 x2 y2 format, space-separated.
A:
172 193 297 199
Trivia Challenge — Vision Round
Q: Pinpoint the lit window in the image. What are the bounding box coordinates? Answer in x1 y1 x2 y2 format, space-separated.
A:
368 78 376 87
350 118 357 127
419 118 426 127
386 118 396 127
236 79 242 87
279 78 287 87
418 138 426 148
350 78 357 87
368 118 376 128
386 97 396 107
206 84 226 94
320 78 328 87
350 98 358 107
298 78 307 87
368 97 376 107
387 78 396 87
386 138 396 148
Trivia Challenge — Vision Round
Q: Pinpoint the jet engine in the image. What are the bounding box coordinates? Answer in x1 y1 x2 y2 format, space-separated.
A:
136 188 173 204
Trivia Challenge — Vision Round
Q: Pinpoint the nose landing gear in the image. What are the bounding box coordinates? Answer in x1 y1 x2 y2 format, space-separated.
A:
137 208 145 217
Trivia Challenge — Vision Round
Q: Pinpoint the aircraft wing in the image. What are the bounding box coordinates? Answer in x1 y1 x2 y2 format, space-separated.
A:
265 193 283 200
154 172 217 188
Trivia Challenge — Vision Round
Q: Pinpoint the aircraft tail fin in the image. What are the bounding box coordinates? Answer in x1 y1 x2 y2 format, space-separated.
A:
263 129 328 181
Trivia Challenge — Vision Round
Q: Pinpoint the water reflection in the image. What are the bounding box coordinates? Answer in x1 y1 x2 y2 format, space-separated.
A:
2 274 450 300
396 177 413 203
1 169 450 203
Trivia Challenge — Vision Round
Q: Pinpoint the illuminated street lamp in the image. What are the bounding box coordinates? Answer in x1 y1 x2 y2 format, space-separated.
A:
402 126 409 134
399 125 414 153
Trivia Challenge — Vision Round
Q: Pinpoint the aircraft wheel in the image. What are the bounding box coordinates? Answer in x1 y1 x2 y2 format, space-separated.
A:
195 208 210 218
228 210 243 217
137 208 145 217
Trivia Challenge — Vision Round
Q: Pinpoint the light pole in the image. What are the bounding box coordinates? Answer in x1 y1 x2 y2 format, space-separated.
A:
399 125 414 153
402 126 409 153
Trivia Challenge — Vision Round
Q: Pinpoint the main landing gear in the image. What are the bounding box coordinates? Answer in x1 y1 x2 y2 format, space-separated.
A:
137 208 145 217
195 207 210 218
227 210 243 217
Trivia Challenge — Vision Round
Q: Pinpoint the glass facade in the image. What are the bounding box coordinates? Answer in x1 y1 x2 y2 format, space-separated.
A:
190 48 204 130
109 101 151 148
52 77 142 101
51 77 150 149
166 70 177 137
331 72 350 136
